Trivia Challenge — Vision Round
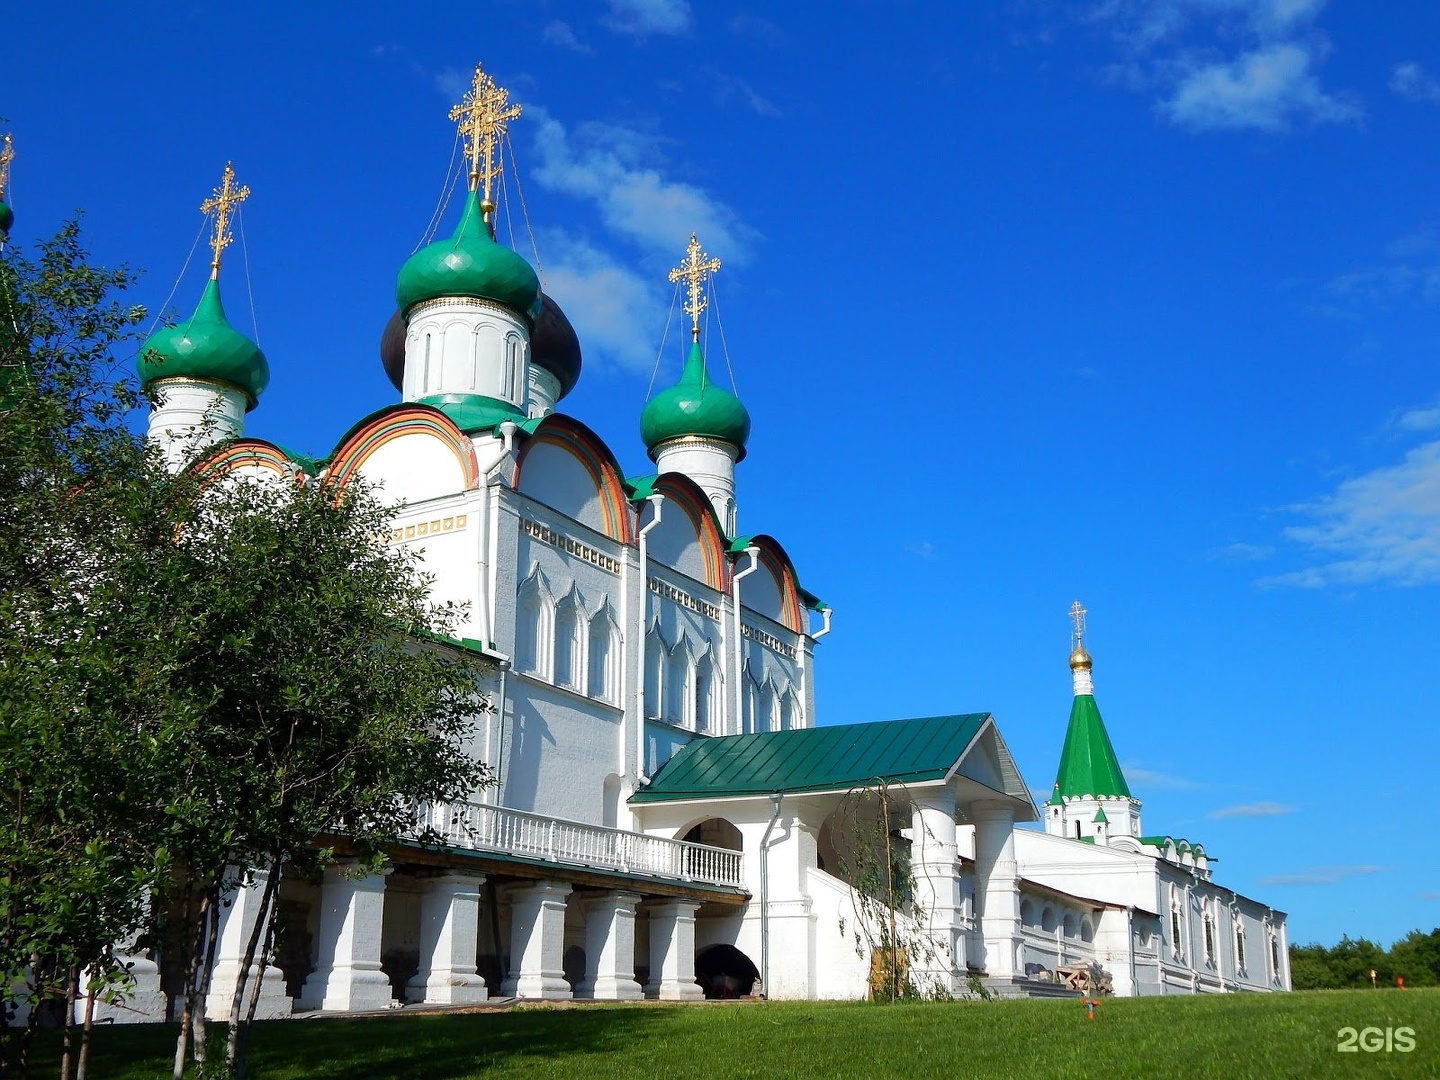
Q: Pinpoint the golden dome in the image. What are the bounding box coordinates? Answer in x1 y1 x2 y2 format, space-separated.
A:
1068 645 1093 671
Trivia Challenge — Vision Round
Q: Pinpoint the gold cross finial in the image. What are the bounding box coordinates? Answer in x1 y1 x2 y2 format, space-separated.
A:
1069 601 1087 648
668 234 721 342
449 63 522 219
199 162 250 279
0 134 14 202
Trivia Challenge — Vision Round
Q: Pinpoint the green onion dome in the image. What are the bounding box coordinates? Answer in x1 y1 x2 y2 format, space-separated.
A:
532 292 583 400
640 341 751 461
0 197 13 240
136 278 269 407
395 190 540 319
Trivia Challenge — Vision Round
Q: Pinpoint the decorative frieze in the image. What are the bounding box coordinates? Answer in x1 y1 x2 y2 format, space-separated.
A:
522 518 621 575
648 577 721 620
742 621 798 660
389 514 468 544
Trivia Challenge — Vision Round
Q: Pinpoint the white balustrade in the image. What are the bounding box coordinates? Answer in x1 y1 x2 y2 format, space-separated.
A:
409 800 744 890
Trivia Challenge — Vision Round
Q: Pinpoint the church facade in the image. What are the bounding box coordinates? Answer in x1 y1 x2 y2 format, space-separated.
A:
71 66 1289 1021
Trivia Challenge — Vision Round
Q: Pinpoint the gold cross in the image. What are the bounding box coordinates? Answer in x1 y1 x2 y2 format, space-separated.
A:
1069 601 1087 647
199 162 250 278
449 64 522 214
0 135 14 202
668 234 721 342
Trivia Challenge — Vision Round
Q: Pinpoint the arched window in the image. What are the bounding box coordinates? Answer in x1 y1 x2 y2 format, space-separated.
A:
588 609 618 702
554 592 583 691
644 628 663 720
516 573 553 679
779 689 797 731
758 682 777 733
665 644 691 726
1062 913 1076 939
1169 887 1184 959
742 665 760 734
1234 919 1246 972
695 651 715 733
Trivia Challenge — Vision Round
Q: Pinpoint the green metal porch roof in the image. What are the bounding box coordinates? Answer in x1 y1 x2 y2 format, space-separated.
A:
630 714 991 803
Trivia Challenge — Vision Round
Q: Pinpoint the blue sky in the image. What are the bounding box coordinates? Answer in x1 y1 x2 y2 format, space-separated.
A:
5 0 1439 948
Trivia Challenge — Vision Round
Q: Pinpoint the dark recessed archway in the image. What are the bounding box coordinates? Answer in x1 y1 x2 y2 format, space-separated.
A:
696 943 759 999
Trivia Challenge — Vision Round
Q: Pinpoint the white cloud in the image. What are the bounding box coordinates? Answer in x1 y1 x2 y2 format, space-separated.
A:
1123 763 1202 789
1258 865 1385 886
1263 439 1440 588
1209 801 1294 819
1391 62 1440 103
1209 541 1276 562
1161 44 1359 131
540 230 666 374
1085 0 1356 133
530 108 755 263
543 21 594 55
433 66 468 103
602 0 692 39
904 541 938 559
1393 399 1440 433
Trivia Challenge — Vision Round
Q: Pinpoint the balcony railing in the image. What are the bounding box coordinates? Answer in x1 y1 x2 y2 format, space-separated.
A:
411 800 745 891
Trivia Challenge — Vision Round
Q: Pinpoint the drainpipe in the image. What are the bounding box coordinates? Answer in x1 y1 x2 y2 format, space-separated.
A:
634 495 664 784
759 792 784 999
811 606 833 640
731 546 759 734
498 420 518 456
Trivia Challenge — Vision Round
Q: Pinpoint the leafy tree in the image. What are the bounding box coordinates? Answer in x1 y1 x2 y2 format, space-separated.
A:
2 222 493 1080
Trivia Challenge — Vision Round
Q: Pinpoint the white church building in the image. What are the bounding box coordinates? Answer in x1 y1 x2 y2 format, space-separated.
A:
97 66 1291 1019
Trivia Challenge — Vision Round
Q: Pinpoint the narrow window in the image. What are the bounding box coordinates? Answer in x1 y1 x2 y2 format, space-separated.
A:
588 615 612 700
554 599 581 690
644 631 663 720
695 654 713 732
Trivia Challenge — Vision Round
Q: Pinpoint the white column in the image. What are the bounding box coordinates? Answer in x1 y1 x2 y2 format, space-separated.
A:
644 900 704 1000
205 869 292 1020
501 881 572 1000
972 803 1022 980
299 863 393 1012
405 871 488 1005
911 792 960 994
78 952 167 1025
577 891 644 1000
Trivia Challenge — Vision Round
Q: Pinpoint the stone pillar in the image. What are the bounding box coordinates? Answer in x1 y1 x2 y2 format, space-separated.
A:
501 881 572 1000
78 951 167 1024
972 803 1022 980
576 891 643 1000
206 869 292 1020
911 792 960 994
644 900 704 1000
299 863 393 1012
405 871 488 1005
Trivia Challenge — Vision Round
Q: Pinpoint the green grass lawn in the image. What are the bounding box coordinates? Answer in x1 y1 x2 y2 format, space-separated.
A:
17 988 1439 1079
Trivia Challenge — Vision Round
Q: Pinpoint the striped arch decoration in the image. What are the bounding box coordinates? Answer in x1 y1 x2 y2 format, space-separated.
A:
744 535 805 633
648 473 729 591
514 415 635 544
191 439 306 484
327 404 479 492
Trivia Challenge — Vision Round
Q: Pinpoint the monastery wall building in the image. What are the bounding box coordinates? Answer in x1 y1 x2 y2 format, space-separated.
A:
26 67 1290 1022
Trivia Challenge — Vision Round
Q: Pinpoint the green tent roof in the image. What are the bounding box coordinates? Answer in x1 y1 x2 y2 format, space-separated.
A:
631 714 991 803
1054 693 1131 800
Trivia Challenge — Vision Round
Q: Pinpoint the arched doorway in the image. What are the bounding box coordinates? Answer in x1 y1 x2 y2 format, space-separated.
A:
695 944 759 999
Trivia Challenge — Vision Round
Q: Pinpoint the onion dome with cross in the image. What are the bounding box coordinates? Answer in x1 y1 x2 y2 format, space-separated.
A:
395 66 540 320
640 235 751 459
136 163 269 406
